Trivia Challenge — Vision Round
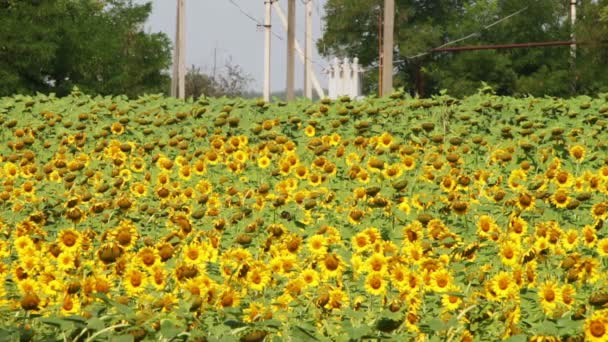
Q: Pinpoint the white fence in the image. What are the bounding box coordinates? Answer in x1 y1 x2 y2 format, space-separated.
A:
324 57 364 100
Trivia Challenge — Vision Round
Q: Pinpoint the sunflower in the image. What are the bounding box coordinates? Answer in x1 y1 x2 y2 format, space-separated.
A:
582 225 598 248
178 165 192 180
441 291 462 311
294 165 308 180
243 302 268 323
110 122 124 135
364 252 388 275
516 192 535 211
364 272 387 296
307 235 328 257
326 287 349 310
352 232 370 253
137 247 159 268
113 220 138 251
597 238 608 257
57 228 81 254
585 309 608 342
499 240 520 267
130 182 148 197
56 253 76 272
318 253 344 280
553 170 573 188
304 125 316 137
430 269 453 293
308 173 323 186
476 214 498 240
508 169 527 191
491 271 517 299
377 132 393 148
246 265 271 292
508 215 528 240
402 155 416 171
560 283 576 308
538 281 561 316
123 267 148 296
569 144 586 162
300 268 320 288
591 202 608 221
550 189 570 208
61 294 81 315
218 288 242 308
561 229 579 251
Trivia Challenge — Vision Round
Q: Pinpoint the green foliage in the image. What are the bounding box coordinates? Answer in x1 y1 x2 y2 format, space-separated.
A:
0 0 171 98
319 0 607 97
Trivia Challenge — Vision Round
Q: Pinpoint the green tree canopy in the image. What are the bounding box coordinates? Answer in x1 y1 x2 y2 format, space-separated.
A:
0 0 172 97
318 0 608 97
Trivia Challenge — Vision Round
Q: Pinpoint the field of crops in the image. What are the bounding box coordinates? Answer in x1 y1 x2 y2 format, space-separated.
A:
1 88 608 341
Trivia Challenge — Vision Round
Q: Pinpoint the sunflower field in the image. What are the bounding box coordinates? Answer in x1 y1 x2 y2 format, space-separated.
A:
1 87 608 341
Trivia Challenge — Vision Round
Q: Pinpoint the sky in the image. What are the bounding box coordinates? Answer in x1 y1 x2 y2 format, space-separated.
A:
135 0 330 93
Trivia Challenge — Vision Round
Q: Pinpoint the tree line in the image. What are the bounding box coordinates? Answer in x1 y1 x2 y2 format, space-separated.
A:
318 0 608 97
0 0 252 99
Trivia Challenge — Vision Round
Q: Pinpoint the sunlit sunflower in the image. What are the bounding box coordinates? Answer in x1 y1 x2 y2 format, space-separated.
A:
364 272 387 296
553 170 573 188
430 269 453 293
246 265 271 292
538 281 561 316
352 232 371 253
364 252 388 275
304 125 316 137
591 202 608 221
582 225 598 248
516 192 535 211
585 309 608 342
123 267 148 296
57 228 81 254
561 229 579 251
508 215 528 241
507 169 527 191
318 253 345 279
499 240 520 267
560 283 576 308
491 271 517 299
61 294 81 315
300 268 320 288
550 189 570 208
327 287 350 309
110 122 124 135
569 144 586 163
307 235 328 257
441 291 462 311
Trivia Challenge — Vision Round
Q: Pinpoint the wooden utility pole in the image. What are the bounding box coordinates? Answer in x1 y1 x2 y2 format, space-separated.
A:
570 0 577 92
263 0 272 102
381 0 394 96
171 0 186 99
304 0 313 99
286 0 296 101
273 2 325 98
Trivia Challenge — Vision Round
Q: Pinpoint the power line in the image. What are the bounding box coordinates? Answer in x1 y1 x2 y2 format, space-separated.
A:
401 6 529 61
227 0 284 40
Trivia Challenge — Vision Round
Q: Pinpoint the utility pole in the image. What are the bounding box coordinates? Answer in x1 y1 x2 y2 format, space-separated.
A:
273 2 325 98
378 8 383 96
304 0 313 99
570 0 577 93
171 0 186 99
382 0 394 96
264 0 272 102
286 0 296 101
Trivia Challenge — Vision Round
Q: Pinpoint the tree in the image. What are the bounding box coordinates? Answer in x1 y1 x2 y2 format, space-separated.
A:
319 0 604 97
0 0 172 97
185 59 253 99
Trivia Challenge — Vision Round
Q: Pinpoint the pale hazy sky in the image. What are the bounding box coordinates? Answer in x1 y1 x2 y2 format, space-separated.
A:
135 0 329 93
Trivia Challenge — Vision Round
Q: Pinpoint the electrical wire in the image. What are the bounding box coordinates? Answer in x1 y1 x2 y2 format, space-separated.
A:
227 0 284 40
403 6 529 60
